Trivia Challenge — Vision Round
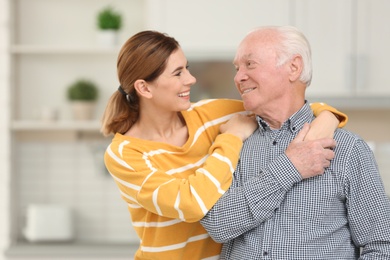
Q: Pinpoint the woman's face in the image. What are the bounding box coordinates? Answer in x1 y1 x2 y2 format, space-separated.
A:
148 48 196 112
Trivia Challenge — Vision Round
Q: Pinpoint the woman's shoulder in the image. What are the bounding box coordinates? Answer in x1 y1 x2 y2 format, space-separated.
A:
182 99 245 126
189 98 243 112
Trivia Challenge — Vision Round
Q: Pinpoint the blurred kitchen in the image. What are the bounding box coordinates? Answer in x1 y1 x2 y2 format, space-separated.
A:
0 0 389 259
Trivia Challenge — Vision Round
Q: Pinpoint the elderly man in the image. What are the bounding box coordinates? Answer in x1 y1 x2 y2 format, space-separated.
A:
201 26 390 259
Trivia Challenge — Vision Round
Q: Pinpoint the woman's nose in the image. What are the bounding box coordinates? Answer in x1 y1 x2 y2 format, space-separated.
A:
187 72 197 86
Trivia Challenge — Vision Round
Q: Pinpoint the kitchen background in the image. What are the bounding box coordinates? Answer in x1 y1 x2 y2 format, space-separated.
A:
1 0 390 259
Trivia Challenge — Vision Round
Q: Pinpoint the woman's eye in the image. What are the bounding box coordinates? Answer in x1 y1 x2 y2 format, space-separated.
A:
176 66 190 76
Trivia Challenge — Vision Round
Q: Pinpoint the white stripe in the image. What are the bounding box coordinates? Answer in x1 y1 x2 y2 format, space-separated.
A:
152 179 175 215
106 144 134 170
201 256 220 260
141 150 174 186
212 153 235 173
174 192 184 220
190 185 208 215
132 218 182 227
152 187 161 215
187 99 216 111
147 148 175 157
166 155 207 175
141 234 209 252
109 171 141 191
127 203 141 209
120 190 138 203
197 168 225 194
121 191 142 208
118 140 130 157
190 111 248 148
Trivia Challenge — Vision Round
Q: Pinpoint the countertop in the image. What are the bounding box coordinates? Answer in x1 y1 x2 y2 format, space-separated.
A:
4 242 138 258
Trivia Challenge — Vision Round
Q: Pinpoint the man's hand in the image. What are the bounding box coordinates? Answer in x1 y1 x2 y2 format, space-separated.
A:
286 123 336 179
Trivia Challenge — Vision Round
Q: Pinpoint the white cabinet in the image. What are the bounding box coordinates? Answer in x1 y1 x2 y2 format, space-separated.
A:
355 0 390 96
146 0 292 60
294 0 390 98
293 0 354 97
146 0 390 104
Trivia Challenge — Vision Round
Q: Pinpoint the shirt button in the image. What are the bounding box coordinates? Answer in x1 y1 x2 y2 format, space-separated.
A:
263 251 268 256
272 141 277 145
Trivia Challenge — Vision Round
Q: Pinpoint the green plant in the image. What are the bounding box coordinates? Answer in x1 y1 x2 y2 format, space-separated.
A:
67 80 98 101
97 6 122 30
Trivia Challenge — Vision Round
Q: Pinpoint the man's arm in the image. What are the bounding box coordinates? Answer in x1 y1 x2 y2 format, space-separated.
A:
201 124 336 242
345 139 390 258
201 152 299 243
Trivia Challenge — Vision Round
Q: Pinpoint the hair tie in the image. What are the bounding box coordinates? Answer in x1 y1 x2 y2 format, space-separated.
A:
118 85 132 103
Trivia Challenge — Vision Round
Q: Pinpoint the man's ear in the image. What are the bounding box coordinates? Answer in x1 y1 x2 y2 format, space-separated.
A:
289 55 303 82
134 79 152 99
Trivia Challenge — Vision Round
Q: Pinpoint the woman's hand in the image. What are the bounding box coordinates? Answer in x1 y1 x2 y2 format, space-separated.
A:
220 114 258 141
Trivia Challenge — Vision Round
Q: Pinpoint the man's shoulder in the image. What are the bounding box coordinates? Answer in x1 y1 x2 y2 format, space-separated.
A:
333 128 369 152
334 127 362 141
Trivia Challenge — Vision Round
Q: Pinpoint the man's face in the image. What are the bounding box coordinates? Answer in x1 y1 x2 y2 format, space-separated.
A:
233 32 290 115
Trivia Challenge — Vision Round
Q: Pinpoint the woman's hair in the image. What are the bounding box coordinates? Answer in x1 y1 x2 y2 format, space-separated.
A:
101 31 180 136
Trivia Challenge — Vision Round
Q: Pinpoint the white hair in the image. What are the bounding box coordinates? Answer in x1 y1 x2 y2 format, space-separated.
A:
250 26 313 86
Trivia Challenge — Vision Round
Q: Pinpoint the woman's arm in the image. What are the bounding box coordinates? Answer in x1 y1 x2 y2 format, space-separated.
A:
305 110 339 140
105 113 257 223
307 103 348 141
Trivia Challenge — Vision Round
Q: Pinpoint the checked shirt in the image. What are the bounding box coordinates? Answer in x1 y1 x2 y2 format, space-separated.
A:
201 102 390 259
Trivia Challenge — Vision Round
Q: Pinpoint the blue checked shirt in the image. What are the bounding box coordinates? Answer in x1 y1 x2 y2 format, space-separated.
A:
201 102 390 259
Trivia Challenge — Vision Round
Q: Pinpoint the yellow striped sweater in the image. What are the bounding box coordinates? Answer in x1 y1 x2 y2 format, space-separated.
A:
104 99 347 260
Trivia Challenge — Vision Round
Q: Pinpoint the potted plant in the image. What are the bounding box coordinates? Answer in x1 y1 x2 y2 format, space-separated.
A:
67 79 99 120
96 6 122 47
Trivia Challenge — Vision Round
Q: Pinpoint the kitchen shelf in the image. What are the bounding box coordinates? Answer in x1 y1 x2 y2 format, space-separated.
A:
5 242 138 258
308 96 390 110
11 120 101 131
10 45 120 55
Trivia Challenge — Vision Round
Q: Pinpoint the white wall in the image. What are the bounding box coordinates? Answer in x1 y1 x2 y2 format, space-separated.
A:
12 138 138 244
0 0 11 258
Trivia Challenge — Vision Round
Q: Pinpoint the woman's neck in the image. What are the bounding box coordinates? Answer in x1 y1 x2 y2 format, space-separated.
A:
126 112 188 146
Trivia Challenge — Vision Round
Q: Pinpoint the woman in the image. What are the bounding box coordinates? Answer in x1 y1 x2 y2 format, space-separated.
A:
101 31 347 259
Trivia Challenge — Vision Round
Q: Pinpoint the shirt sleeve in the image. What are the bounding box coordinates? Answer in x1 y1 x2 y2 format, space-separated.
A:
344 139 390 258
200 153 301 243
310 102 348 128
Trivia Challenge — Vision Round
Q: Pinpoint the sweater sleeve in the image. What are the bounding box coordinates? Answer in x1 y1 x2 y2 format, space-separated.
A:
310 102 348 127
105 133 243 223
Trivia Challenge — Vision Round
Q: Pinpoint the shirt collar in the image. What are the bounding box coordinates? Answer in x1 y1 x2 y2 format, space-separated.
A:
256 101 313 134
